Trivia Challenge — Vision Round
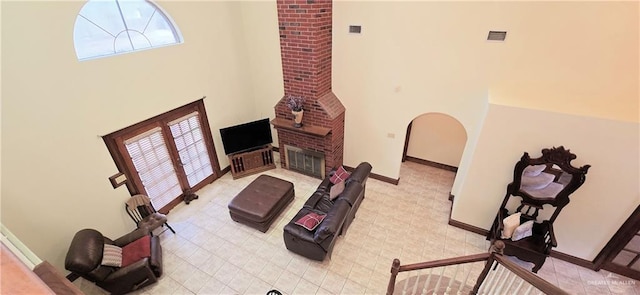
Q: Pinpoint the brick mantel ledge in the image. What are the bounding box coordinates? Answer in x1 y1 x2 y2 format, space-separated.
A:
271 118 331 137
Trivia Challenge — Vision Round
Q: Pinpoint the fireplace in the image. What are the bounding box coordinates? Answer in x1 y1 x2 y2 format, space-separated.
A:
272 0 345 178
284 145 325 179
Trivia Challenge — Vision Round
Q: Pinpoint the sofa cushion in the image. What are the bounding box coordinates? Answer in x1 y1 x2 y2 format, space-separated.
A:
315 196 334 213
295 212 327 231
101 244 122 267
304 191 326 209
330 166 350 184
315 178 332 194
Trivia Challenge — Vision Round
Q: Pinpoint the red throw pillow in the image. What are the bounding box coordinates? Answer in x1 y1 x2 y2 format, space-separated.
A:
294 212 326 231
330 166 350 184
121 235 151 267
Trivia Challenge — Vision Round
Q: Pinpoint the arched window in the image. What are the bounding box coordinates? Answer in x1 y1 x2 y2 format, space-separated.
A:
73 0 183 60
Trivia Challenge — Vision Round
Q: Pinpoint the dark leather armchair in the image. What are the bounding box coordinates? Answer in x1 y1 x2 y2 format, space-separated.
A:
65 228 162 294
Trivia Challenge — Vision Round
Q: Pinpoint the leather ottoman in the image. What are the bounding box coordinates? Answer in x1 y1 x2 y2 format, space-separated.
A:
228 174 295 232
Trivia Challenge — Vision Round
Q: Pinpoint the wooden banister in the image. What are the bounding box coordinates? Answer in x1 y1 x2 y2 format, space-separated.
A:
388 241 569 295
386 259 401 295
397 253 490 273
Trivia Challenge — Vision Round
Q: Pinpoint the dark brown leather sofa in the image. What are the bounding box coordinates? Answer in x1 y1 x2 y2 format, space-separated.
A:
283 162 372 261
65 228 162 295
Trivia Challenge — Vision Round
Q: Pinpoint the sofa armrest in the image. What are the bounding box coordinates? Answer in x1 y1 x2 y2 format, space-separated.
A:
284 208 318 244
149 236 163 277
114 228 150 247
338 182 364 207
346 162 372 185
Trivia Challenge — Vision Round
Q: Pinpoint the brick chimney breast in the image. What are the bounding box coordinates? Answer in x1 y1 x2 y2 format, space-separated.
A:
273 0 345 177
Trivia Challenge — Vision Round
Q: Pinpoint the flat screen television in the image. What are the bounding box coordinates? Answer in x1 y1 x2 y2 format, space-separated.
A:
219 118 273 155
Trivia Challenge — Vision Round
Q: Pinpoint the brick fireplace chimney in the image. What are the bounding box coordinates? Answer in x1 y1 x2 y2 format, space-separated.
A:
272 0 345 178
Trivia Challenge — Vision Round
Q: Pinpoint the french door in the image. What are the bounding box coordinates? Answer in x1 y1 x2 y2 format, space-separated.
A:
594 204 640 280
103 100 220 213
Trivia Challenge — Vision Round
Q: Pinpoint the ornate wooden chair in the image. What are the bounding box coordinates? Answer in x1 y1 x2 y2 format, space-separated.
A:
126 194 175 235
487 146 590 272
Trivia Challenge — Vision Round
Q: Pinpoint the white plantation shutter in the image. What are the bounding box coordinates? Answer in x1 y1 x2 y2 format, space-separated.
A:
124 127 181 209
168 112 213 187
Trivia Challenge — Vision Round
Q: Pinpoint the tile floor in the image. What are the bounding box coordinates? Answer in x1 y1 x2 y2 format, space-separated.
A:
76 160 640 294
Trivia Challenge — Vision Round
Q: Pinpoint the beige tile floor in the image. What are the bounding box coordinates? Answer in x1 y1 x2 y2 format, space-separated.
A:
76 160 640 294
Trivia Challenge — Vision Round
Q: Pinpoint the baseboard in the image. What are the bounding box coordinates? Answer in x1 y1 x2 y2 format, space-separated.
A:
221 165 231 176
405 156 458 172
448 195 489 236
550 250 595 270
448 218 490 236
343 165 399 185
369 173 399 185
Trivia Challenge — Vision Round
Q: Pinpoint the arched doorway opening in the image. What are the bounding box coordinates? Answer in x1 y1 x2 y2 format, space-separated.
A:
402 112 467 172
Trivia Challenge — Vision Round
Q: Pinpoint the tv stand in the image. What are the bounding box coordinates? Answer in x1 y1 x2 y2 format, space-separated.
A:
228 145 276 179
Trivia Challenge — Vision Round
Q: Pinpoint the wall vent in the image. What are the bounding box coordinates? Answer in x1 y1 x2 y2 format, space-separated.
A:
487 31 507 41
349 25 362 34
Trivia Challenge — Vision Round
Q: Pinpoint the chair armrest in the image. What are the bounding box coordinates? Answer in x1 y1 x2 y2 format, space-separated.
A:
490 208 509 240
544 221 557 248
114 228 150 247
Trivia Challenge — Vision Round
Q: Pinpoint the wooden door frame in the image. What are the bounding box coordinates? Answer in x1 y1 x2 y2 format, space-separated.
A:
160 101 219 194
103 99 221 213
402 121 413 162
593 204 640 279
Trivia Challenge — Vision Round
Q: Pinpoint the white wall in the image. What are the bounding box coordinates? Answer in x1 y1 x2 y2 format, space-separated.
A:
486 1 638 123
406 113 467 167
333 1 638 261
334 1 492 180
238 1 284 148
452 104 639 260
1 1 256 270
333 0 638 178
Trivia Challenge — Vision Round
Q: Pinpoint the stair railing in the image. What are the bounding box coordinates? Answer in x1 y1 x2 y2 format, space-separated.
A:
387 241 569 295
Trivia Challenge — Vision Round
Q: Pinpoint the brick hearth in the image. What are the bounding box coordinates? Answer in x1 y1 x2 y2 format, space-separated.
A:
273 0 345 177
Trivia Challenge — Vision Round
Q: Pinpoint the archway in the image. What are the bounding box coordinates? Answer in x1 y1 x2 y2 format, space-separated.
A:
402 112 468 171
